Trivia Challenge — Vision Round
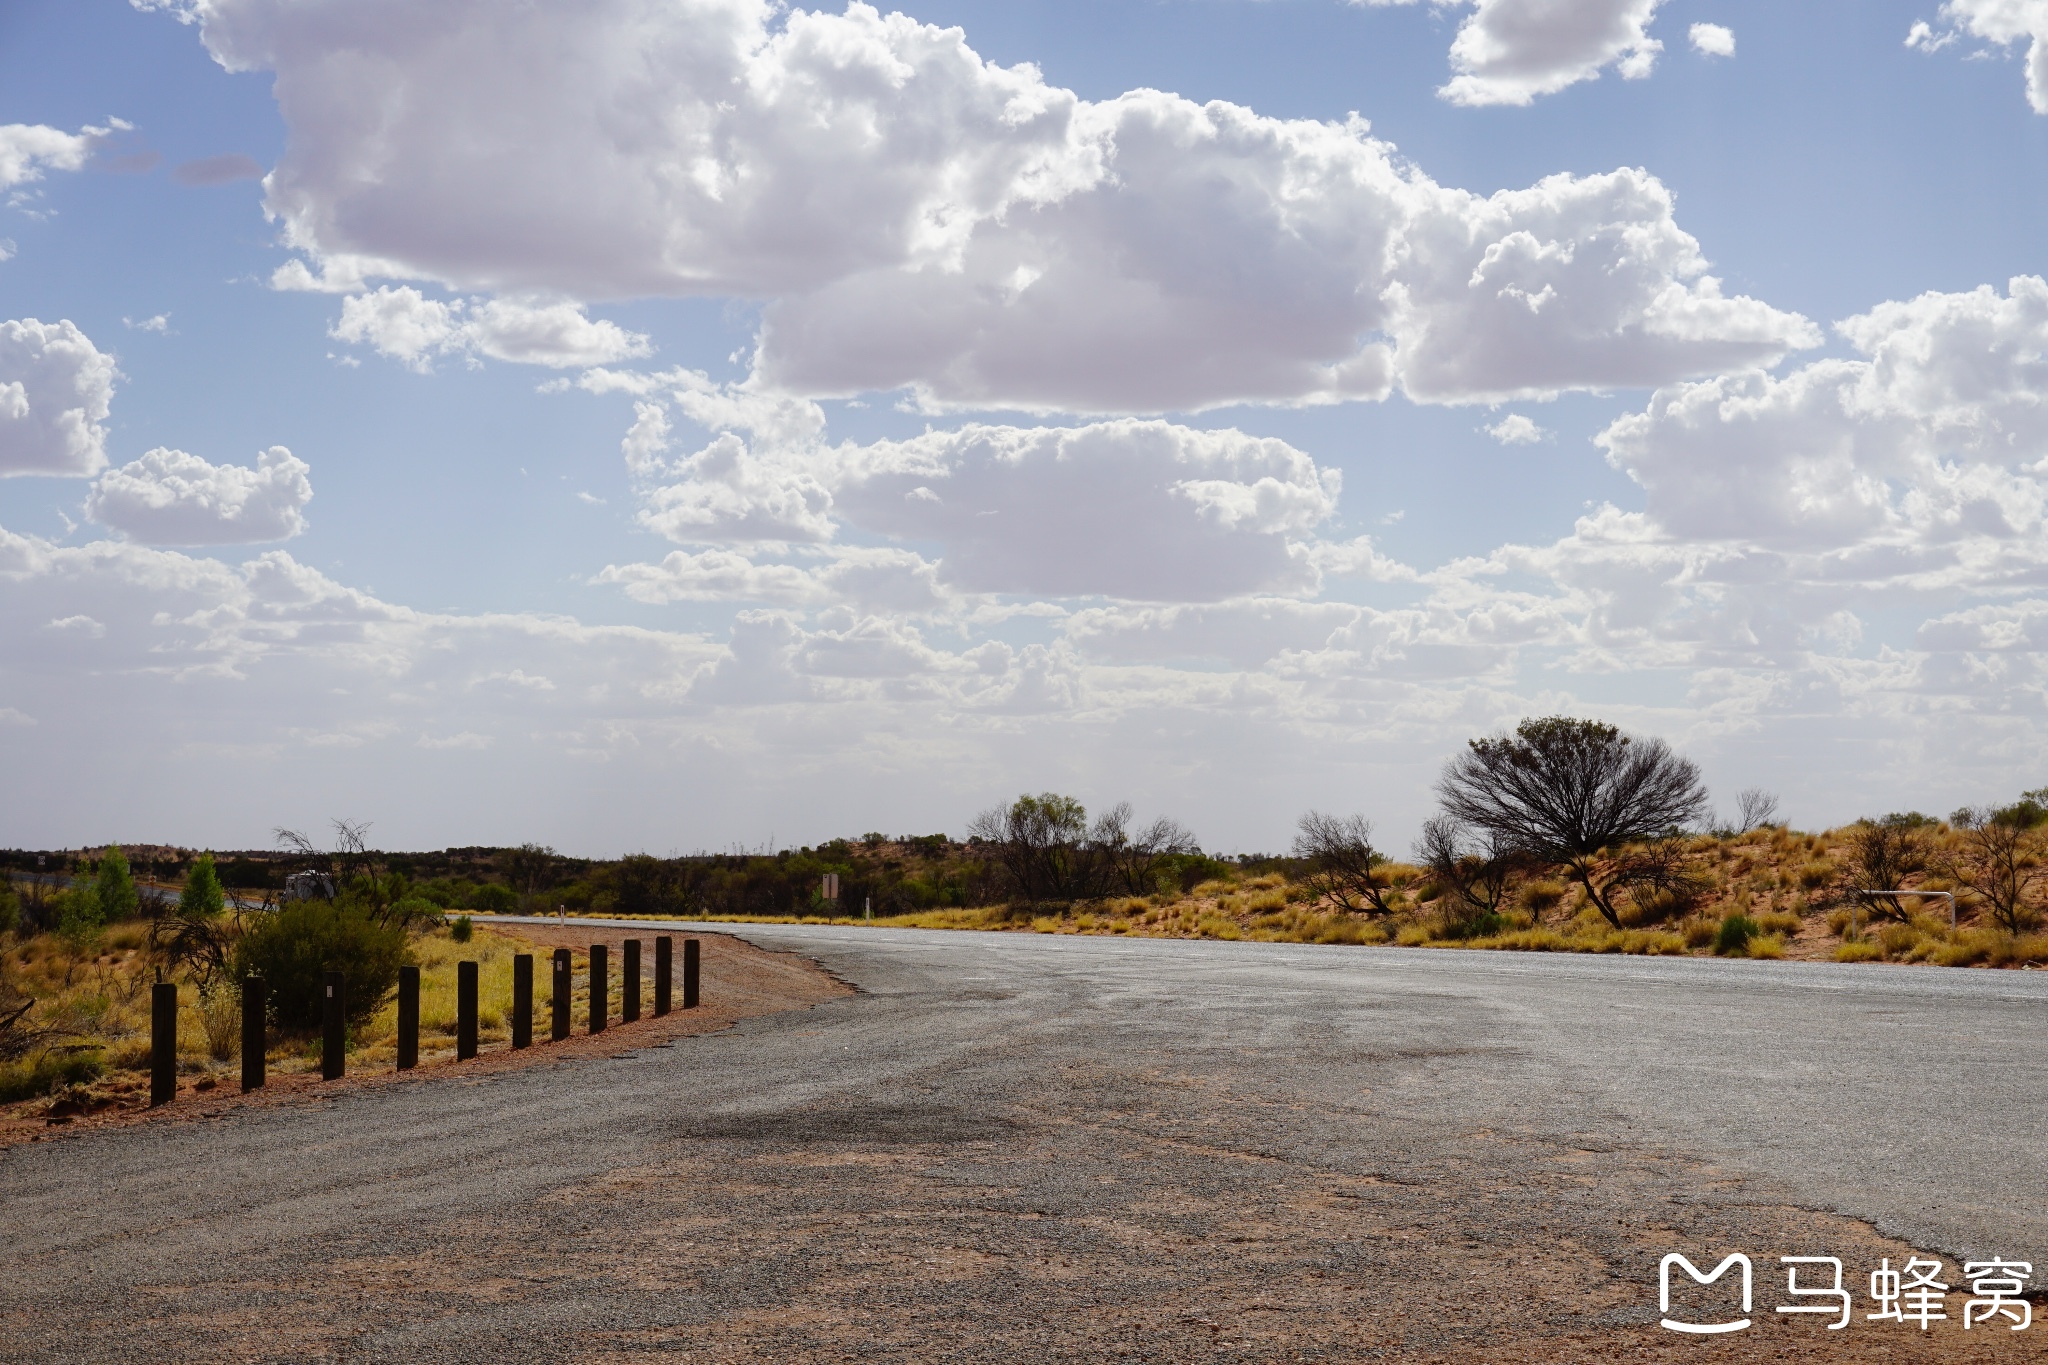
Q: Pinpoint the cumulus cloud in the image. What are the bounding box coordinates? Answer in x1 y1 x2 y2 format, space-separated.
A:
830 421 1338 600
174 0 1808 412
1597 275 2048 564
1485 413 1546 444
86 445 313 544
1689 23 1735 58
1910 2 2048 112
331 286 651 370
0 124 98 191
615 374 1348 602
0 319 117 478
1438 0 1667 107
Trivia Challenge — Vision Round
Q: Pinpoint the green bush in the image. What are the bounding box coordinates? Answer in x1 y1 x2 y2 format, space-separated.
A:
470 884 517 914
1715 914 1759 956
450 914 474 944
235 901 411 1031
0 1050 106 1103
0 882 18 937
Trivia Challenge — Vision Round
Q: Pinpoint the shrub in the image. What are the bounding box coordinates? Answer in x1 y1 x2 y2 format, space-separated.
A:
1681 918 1718 949
0 883 17 937
471 884 518 914
197 981 239 1061
1747 934 1785 960
1715 915 1759 955
0 1050 105 1103
1519 880 1567 915
1755 910 1803 936
235 901 411 1031
1835 940 1882 963
449 914 474 943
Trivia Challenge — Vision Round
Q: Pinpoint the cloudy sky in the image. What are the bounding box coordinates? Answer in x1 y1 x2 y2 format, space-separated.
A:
4 0 2048 855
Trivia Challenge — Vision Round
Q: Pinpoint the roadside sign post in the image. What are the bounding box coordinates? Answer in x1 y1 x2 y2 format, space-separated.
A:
590 943 608 1034
654 936 673 1016
551 949 571 1041
240 975 265 1093
623 939 641 1023
822 872 839 914
457 961 479 1060
683 938 700 1009
396 965 420 1070
150 982 177 1108
321 971 346 1080
511 954 533 1049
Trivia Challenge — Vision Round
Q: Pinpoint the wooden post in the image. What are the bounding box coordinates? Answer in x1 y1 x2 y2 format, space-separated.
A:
396 964 419 1070
551 948 571 1041
654 936 672 1016
240 975 265 1093
457 961 479 1060
321 971 346 1080
512 954 533 1049
623 939 641 1023
683 938 700 1009
150 982 177 1108
589 943 608 1034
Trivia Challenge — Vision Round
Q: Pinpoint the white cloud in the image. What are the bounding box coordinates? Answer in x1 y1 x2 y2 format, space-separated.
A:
181 0 1808 413
1437 0 1667 107
617 380 1348 602
86 445 313 545
124 314 172 333
0 319 117 478
1911 2 2048 112
1689 23 1735 58
0 124 97 191
1596 276 2048 565
331 286 650 371
1485 413 1546 444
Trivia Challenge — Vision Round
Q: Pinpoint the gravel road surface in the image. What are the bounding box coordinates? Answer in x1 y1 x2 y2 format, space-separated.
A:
3 923 2042 1363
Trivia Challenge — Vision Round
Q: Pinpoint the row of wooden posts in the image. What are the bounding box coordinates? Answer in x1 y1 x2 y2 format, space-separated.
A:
148 937 700 1108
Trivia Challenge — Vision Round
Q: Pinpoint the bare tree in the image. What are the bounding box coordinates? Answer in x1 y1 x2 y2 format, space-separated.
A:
1093 803 1201 896
1734 788 1782 834
1830 815 1933 923
1414 815 1524 927
1291 812 1399 916
1435 717 1710 929
1938 805 2046 935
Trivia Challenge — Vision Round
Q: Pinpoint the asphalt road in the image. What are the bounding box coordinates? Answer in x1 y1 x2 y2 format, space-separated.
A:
3 923 2043 1362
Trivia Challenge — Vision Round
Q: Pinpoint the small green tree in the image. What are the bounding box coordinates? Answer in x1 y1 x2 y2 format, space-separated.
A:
94 846 139 925
57 876 102 946
179 853 225 920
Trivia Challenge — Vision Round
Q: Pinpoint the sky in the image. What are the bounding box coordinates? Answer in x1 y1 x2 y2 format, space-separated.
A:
4 0 2048 856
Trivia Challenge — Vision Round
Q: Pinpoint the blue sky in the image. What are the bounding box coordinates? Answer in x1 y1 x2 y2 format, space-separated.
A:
4 0 2048 855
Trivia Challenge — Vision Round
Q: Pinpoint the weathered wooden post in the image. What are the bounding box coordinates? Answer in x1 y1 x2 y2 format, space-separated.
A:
321 971 346 1080
457 961 479 1060
150 982 177 1107
623 939 641 1023
240 975 266 1093
396 964 420 1071
589 943 609 1034
654 936 673 1016
551 948 571 1041
683 938 700 1009
512 954 533 1049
